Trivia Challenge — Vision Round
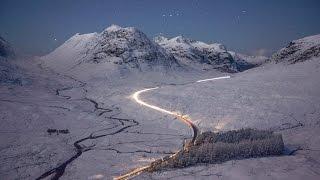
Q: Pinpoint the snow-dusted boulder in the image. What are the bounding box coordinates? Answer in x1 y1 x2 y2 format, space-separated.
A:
155 35 240 72
272 34 320 63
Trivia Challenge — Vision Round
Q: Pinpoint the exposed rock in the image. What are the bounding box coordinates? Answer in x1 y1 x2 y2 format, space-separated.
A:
155 36 254 72
42 25 179 73
272 34 320 64
0 36 29 85
0 35 14 58
93 25 178 68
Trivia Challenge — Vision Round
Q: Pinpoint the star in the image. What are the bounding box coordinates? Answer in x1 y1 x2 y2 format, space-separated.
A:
162 11 182 18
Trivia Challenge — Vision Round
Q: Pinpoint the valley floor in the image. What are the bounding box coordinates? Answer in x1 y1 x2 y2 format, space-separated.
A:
0 58 320 180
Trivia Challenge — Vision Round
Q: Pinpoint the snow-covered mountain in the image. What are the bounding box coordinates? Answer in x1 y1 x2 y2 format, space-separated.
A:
42 25 178 76
43 25 261 78
0 36 14 58
154 36 259 72
272 34 320 63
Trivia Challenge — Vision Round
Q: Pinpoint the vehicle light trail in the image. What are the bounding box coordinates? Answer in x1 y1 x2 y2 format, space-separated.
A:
132 87 199 143
115 76 230 180
132 87 174 115
196 76 230 82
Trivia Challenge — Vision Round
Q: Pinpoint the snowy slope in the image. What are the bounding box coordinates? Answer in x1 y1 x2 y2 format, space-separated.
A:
155 36 256 72
2 30 320 180
138 56 320 180
42 25 178 78
272 34 320 63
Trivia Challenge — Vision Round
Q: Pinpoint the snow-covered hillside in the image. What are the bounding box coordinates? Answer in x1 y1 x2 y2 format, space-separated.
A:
42 25 179 78
155 36 257 72
272 34 320 63
3 25 320 179
137 51 320 180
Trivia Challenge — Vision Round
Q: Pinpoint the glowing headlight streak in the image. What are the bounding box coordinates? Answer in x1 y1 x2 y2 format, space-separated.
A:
196 76 230 82
115 76 231 180
132 87 175 115
132 87 199 142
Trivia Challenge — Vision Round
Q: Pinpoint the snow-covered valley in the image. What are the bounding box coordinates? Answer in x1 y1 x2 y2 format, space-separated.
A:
1 26 320 180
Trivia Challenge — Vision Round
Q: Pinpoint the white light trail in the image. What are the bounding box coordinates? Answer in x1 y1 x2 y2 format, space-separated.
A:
116 76 231 180
132 87 175 116
196 76 230 83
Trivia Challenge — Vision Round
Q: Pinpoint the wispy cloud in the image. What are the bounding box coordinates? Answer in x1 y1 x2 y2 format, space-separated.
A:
251 48 272 56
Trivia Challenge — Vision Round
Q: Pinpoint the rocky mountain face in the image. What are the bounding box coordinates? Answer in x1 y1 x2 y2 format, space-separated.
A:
92 25 178 68
43 25 178 72
154 36 258 72
272 34 320 64
0 36 27 85
44 25 261 75
0 36 14 58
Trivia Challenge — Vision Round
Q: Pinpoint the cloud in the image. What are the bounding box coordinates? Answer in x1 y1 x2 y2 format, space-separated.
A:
251 48 271 56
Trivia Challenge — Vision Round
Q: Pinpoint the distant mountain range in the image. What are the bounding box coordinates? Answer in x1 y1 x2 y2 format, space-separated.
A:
42 25 267 74
41 25 319 76
155 35 271 72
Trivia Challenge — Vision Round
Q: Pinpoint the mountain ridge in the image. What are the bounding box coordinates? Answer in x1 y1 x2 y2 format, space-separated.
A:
43 25 256 75
42 25 320 78
154 35 261 72
42 25 178 74
272 34 320 64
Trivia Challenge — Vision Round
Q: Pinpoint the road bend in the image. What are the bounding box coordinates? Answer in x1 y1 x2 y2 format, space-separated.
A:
114 76 230 180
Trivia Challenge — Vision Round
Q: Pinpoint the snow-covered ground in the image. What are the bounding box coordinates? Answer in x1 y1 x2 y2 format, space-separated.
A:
1 30 320 179
138 58 320 179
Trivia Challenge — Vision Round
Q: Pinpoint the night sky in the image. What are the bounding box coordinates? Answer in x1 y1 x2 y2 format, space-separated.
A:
1 0 320 56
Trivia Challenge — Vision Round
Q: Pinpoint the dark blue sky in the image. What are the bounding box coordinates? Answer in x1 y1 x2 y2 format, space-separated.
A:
1 0 320 56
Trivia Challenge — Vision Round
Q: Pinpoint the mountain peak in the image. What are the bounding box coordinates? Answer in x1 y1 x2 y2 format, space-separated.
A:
171 35 195 44
155 35 195 45
154 36 169 43
42 25 178 75
103 24 139 34
105 24 122 32
154 35 241 72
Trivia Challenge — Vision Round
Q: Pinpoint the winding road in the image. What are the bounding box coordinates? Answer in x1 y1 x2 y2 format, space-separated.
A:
115 75 230 180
